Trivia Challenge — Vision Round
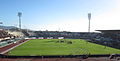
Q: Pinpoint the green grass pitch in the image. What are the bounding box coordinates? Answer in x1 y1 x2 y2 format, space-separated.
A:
8 39 120 56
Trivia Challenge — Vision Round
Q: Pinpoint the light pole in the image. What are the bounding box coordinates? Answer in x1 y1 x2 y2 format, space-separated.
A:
18 12 22 31
0 19 3 27
87 13 91 42
0 21 3 25
88 13 91 32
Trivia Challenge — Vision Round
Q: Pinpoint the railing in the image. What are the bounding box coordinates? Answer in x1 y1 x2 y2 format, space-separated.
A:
0 54 120 59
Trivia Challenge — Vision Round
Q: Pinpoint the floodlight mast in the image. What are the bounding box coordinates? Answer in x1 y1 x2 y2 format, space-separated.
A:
88 13 91 32
18 12 22 30
0 19 3 27
0 19 3 25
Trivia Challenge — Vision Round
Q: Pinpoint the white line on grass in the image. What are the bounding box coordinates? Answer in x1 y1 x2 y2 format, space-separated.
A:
0 39 30 54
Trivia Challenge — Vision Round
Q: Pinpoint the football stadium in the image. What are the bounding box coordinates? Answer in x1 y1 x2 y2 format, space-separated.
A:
1 28 120 61
1 0 120 61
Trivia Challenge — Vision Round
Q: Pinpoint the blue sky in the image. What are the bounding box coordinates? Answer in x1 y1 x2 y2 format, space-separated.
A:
0 0 119 32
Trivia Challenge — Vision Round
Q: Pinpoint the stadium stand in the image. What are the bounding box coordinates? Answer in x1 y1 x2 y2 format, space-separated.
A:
0 29 26 47
0 30 10 38
0 30 13 47
0 30 13 41
94 30 120 49
7 30 24 37
34 31 100 39
0 29 120 61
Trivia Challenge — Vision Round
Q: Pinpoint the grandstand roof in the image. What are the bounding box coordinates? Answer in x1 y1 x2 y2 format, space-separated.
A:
96 30 120 33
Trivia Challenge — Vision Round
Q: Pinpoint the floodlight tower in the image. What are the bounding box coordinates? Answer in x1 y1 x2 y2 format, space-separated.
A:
0 18 3 26
0 20 3 25
18 12 22 30
88 13 91 32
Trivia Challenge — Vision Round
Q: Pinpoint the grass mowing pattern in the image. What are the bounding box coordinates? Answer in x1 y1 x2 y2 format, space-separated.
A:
9 39 120 56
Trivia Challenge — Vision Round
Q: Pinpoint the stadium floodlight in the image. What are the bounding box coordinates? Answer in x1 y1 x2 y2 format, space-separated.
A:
0 22 3 24
88 13 91 32
18 12 22 30
0 19 3 25
0 18 2 24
